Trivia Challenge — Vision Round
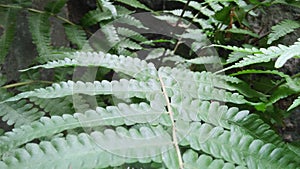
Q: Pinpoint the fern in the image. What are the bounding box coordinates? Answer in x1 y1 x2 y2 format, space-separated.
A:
0 100 44 127
0 8 18 63
21 51 158 80
0 128 174 169
44 0 67 14
268 19 300 44
28 12 52 56
183 149 247 169
1 0 300 168
288 96 300 111
275 39 300 68
182 121 299 168
232 114 285 147
117 27 147 42
215 39 300 73
81 5 131 27
114 0 151 11
98 0 117 17
2 79 161 103
63 24 88 49
186 56 221 64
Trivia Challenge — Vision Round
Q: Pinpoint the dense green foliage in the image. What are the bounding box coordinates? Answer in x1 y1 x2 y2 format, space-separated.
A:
0 0 300 168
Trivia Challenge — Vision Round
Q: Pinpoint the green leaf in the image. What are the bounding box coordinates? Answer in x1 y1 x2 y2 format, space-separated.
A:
183 150 247 169
216 43 289 73
268 20 300 44
81 9 113 26
0 100 45 127
21 51 158 80
63 24 87 49
0 128 173 169
275 39 300 68
288 96 300 111
2 79 161 103
0 8 18 63
182 122 300 168
186 56 221 64
99 0 117 17
28 12 52 56
44 0 67 14
117 27 147 42
114 0 151 11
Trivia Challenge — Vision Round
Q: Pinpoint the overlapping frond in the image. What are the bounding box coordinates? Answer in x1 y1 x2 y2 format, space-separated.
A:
268 20 300 44
0 8 18 63
21 51 158 80
0 127 173 169
216 39 300 73
28 12 52 56
180 121 300 168
0 100 45 127
183 150 247 169
2 79 161 103
63 24 88 49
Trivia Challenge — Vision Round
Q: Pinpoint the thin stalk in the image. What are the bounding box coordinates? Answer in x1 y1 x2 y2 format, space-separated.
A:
159 75 184 169
2 80 53 89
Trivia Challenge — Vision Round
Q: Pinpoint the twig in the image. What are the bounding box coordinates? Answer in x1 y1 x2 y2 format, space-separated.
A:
158 75 184 169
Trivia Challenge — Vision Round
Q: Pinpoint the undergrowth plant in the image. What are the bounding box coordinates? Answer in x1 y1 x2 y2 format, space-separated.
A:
0 0 300 168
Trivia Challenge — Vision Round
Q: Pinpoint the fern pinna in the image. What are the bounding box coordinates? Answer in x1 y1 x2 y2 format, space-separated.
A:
0 51 299 169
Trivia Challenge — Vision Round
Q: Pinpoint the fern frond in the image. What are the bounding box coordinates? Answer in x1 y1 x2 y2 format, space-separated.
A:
63 24 87 49
102 24 121 46
183 150 247 169
213 44 261 54
266 83 297 108
28 12 52 56
164 9 194 18
193 18 214 29
288 96 300 111
0 127 173 169
0 100 45 127
116 15 148 29
117 38 142 50
154 15 183 26
117 27 147 42
81 5 132 26
181 121 300 168
216 44 289 73
21 51 158 80
171 97 249 129
0 8 18 63
2 79 161 103
29 96 74 116
230 69 291 81
81 9 113 27
233 114 285 147
186 56 221 64
0 98 170 154
44 0 67 14
268 20 300 44
158 67 256 105
275 39 300 68
0 114 79 155
207 1 223 12
114 0 151 11
99 0 117 17
159 67 256 105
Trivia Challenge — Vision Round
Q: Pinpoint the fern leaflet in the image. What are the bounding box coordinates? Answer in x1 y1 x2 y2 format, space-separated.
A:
268 19 300 44
0 8 18 63
288 96 300 111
